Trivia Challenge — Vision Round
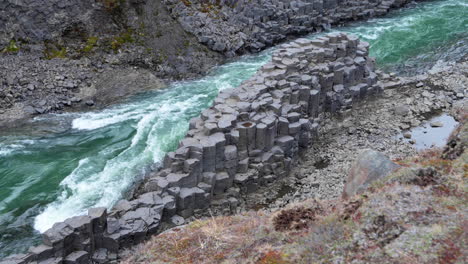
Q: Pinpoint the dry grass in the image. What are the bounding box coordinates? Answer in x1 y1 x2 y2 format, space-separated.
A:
123 211 291 264
124 113 467 264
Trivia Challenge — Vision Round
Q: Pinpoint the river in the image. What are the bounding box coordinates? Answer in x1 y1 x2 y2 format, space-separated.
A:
0 0 466 258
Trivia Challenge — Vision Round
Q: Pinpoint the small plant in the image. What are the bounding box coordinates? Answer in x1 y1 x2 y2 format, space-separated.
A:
81 36 99 53
436 237 462 263
110 30 135 53
273 205 322 231
44 43 67 59
2 39 20 53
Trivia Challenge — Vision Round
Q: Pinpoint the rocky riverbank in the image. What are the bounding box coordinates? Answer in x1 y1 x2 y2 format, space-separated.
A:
0 0 223 127
1 32 388 264
120 58 467 262
0 0 420 128
165 0 416 54
121 55 467 264
124 112 467 263
235 58 467 214
0 0 464 261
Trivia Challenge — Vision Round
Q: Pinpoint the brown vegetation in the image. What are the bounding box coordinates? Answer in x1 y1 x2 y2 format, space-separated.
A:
123 113 467 264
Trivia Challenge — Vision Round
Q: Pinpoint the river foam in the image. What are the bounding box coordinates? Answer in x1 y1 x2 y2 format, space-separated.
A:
33 52 272 233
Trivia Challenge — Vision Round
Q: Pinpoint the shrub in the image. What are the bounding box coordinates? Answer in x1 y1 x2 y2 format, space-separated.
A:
273 205 322 232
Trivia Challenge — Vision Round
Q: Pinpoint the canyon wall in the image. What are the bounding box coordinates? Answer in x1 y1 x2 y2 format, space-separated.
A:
0 0 117 47
1 0 415 54
2 32 382 264
164 0 414 55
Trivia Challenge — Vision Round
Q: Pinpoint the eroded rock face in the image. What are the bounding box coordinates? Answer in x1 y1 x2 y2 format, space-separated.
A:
342 149 400 199
0 0 116 47
0 0 224 126
1 33 384 264
164 0 414 55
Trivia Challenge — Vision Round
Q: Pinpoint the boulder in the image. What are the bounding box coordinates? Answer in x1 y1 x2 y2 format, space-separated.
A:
343 149 400 199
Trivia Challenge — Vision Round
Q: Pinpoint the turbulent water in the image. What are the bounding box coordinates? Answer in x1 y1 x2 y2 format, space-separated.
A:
0 0 466 257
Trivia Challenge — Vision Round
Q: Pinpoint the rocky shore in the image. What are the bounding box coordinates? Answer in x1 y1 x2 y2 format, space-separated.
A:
1 32 388 264
0 0 418 127
236 59 467 214
165 0 415 54
123 113 467 263
5 26 465 263
0 0 223 127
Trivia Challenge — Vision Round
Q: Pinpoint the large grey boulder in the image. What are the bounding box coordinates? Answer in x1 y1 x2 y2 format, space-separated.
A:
342 149 401 199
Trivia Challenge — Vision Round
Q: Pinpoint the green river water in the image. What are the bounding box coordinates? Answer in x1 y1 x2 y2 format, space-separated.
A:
0 0 467 258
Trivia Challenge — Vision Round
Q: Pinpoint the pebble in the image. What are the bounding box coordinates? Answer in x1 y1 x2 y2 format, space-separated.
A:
170 215 185 226
403 132 412 139
430 121 444 127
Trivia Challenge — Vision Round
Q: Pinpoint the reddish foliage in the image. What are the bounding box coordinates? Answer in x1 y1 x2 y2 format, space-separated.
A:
436 238 462 264
342 199 363 220
256 250 289 264
273 205 322 232
363 215 405 247
433 184 464 198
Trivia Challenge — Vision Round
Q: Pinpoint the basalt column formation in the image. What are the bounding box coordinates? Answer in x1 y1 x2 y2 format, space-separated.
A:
3 33 382 264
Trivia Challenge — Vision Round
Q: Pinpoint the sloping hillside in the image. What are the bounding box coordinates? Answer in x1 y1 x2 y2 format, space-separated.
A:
123 111 467 264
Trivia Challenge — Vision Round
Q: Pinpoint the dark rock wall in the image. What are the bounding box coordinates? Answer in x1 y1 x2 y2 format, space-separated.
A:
0 0 223 125
1 32 383 264
164 0 414 55
0 0 117 46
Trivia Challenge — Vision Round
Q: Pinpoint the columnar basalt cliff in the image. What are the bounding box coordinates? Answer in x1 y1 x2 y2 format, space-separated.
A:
1 33 382 264
164 0 415 55
0 0 419 125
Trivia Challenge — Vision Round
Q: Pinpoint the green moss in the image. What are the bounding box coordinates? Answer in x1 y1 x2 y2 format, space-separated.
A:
44 42 68 59
155 50 168 64
110 30 135 53
2 39 20 53
183 39 191 48
81 36 99 53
